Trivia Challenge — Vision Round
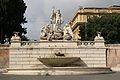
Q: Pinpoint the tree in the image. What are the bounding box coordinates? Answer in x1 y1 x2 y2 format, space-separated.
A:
80 14 120 44
0 0 27 44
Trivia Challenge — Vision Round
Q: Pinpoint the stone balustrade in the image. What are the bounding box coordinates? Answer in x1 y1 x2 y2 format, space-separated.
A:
21 41 39 46
19 41 96 47
77 41 95 47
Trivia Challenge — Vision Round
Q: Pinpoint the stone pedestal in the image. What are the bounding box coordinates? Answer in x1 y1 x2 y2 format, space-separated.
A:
94 32 105 47
11 41 21 47
10 32 21 47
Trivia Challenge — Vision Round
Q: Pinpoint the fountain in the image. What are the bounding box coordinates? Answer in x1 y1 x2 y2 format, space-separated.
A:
7 8 112 75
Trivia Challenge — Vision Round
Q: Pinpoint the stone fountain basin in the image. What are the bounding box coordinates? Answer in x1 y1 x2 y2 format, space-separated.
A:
38 57 83 67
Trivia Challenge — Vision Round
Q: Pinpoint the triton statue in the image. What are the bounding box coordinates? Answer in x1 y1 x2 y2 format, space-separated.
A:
63 24 73 40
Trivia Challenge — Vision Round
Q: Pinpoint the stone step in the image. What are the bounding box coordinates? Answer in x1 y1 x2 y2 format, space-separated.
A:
6 67 113 75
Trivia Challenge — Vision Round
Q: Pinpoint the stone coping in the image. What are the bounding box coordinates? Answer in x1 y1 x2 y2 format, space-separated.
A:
21 40 77 43
7 67 111 71
9 47 106 49
13 40 96 43
7 67 112 75
0 44 9 49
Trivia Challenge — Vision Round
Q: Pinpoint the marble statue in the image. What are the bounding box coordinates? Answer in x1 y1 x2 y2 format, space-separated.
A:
55 10 63 29
94 32 104 41
40 24 50 40
11 32 21 41
50 9 63 32
40 8 64 41
50 8 56 31
63 24 73 40
50 9 63 40
47 32 53 41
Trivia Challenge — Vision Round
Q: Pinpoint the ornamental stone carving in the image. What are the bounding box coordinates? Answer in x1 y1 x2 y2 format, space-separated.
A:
63 24 73 40
11 32 21 42
40 24 50 40
40 8 64 41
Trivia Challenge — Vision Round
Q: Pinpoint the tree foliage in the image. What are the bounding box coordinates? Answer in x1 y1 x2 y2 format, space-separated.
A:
80 14 120 44
0 0 27 43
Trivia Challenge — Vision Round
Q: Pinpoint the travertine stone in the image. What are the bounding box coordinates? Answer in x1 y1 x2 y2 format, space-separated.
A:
9 62 16 65
10 58 22 61
16 61 29 65
9 41 106 69
22 58 37 61
9 65 22 68
16 55 30 57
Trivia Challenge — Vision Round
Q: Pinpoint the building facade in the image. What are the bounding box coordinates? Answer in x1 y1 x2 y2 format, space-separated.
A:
69 5 120 40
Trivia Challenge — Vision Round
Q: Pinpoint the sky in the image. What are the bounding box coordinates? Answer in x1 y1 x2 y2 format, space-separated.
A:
23 0 120 40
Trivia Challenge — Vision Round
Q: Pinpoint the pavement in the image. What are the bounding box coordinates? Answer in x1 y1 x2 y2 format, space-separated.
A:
0 72 120 80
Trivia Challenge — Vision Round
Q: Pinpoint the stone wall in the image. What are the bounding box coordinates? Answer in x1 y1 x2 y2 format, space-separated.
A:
106 44 120 68
0 42 117 71
9 41 106 69
1 42 120 71
0 45 9 69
